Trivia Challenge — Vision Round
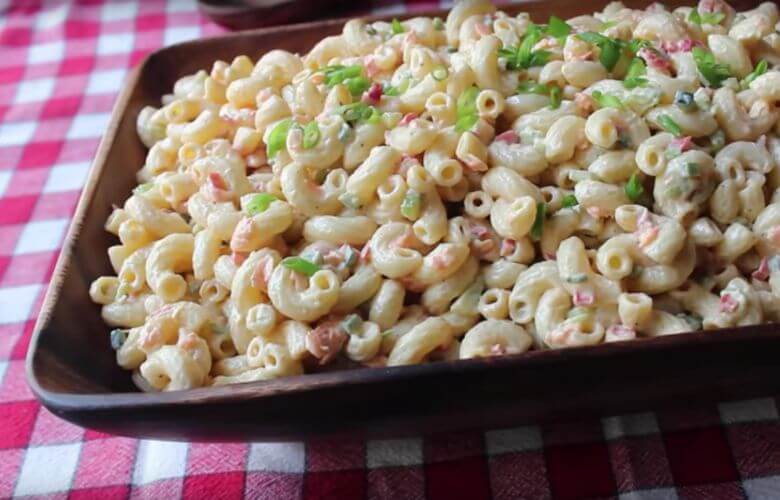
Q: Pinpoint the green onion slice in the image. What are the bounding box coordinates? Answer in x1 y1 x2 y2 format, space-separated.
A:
245 193 278 215
625 172 644 202
282 256 320 277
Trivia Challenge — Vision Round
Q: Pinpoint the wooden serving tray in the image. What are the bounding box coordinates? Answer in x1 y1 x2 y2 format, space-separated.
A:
26 0 773 441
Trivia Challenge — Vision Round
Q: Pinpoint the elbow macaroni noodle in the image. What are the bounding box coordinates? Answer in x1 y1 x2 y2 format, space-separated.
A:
94 0 780 390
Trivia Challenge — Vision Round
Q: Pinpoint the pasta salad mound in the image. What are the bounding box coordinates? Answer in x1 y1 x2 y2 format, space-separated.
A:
91 0 780 391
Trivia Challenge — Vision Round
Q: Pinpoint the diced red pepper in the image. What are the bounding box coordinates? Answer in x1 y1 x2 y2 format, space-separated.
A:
719 293 739 314
494 130 519 144
362 82 383 105
399 112 418 126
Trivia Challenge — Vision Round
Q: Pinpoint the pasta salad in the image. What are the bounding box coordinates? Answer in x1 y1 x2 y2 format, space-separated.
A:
91 0 780 391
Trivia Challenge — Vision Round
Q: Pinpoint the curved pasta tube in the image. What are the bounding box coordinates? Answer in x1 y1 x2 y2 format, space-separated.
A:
369 222 424 278
287 115 346 169
421 256 479 315
468 35 518 95
303 216 377 246
370 279 406 330
481 166 543 202
574 180 629 217
332 265 382 315
635 132 674 177
626 238 696 294
229 201 294 253
459 320 532 358
139 345 208 391
256 50 303 83
387 317 453 366
125 194 190 238
413 186 448 245
344 122 386 171
647 106 718 138
654 150 717 224
268 265 341 322
487 139 548 176
304 35 349 69
508 261 562 324
712 87 779 141
345 320 382 362
344 146 402 208
408 243 470 288
281 162 347 217
585 108 650 150
445 0 495 46
546 115 587 163
490 196 537 240
145 233 194 302
533 287 571 348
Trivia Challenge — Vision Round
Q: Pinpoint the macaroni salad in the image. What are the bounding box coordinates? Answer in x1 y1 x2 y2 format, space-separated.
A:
91 0 780 391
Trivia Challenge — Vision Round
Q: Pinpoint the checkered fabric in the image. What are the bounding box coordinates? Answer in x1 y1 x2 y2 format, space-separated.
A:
1 0 780 498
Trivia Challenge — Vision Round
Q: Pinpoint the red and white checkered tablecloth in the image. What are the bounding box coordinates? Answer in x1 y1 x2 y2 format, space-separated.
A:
1 0 780 498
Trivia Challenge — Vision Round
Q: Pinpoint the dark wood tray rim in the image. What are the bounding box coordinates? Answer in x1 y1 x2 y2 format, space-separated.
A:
25 0 777 435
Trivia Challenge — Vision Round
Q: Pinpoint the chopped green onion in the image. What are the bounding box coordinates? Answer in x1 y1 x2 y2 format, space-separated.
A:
391 18 405 34
530 202 547 241
688 9 725 26
433 17 444 31
110 329 128 351
577 32 621 71
432 65 448 81
692 47 732 88
499 23 551 70
561 194 578 208
383 84 400 96
623 57 647 89
600 20 618 31
674 90 696 111
625 39 651 55
266 118 294 159
365 25 377 36
282 256 320 277
381 329 394 337
133 182 153 194
549 86 562 109
341 314 363 336
709 129 725 153
345 76 371 96
742 59 768 89
302 121 320 149
598 40 621 71
684 162 701 177
625 172 644 202
321 64 363 87
300 248 324 266
339 192 361 209
565 273 588 283
341 246 358 269
547 15 571 44
245 193 278 215
455 85 480 132
517 81 549 94
658 114 682 137
338 102 380 125
591 90 623 109
400 190 423 220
